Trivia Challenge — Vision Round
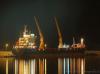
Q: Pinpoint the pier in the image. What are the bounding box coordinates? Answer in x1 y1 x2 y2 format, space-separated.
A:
85 50 100 55
0 51 14 57
0 49 100 58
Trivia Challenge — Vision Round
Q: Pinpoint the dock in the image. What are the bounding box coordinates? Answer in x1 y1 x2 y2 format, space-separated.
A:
0 51 14 57
0 50 100 58
85 50 100 55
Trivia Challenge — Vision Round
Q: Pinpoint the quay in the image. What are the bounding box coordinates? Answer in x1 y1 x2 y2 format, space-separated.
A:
85 50 100 55
0 51 14 57
0 50 100 58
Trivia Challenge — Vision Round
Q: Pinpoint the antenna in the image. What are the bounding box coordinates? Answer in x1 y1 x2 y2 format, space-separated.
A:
73 37 75 45
23 25 28 35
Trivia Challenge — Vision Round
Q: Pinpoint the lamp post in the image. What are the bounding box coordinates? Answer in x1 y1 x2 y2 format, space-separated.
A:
5 43 9 50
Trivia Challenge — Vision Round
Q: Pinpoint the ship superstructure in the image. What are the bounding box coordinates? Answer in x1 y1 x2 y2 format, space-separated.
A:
14 25 37 49
71 37 85 49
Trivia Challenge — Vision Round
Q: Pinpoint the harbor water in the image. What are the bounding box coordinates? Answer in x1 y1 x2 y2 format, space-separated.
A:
0 55 100 74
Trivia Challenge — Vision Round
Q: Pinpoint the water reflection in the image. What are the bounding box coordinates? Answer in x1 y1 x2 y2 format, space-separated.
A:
0 57 85 74
58 58 85 74
39 59 47 74
14 58 47 74
6 59 8 74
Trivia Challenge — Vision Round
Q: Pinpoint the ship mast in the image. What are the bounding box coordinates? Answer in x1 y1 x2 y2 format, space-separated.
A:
73 37 75 45
54 17 63 48
34 16 45 50
23 25 27 35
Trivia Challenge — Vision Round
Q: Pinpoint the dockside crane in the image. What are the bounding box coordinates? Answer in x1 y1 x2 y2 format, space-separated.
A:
34 16 45 50
54 17 63 49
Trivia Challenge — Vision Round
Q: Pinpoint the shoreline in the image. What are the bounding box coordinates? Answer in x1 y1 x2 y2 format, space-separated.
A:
0 50 100 58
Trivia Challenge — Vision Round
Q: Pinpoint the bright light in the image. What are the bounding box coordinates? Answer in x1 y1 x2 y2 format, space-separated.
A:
81 38 84 45
31 34 34 37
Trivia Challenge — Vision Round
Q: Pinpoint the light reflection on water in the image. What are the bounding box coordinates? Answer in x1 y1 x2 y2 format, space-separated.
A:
58 58 85 74
0 56 100 74
14 58 47 74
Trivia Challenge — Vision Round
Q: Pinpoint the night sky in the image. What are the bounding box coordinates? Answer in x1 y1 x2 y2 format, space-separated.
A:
0 0 100 49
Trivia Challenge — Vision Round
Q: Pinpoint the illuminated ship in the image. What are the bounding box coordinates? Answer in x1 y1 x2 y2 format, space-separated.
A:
71 37 85 49
12 25 38 56
12 16 46 56
12 17 86 57
54 17 86 53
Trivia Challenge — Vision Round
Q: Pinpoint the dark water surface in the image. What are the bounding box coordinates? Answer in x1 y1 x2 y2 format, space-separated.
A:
0 55 100 74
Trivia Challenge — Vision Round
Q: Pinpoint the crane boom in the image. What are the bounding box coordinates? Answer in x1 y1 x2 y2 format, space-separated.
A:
34 16 45 50
54 17 63 48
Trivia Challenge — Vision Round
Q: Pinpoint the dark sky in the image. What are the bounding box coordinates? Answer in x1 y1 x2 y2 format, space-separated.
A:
0 0 100 49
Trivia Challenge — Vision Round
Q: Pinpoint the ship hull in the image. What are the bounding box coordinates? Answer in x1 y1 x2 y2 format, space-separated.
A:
12 48 38 56
12 48 86 57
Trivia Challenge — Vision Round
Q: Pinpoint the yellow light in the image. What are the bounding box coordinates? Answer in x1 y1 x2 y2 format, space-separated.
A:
81 38 84 45
6 59 8 74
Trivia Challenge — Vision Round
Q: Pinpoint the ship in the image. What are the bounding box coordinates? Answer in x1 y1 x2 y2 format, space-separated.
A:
12 17 86 57
12 16 46 56
12 25 38 56
54 17 86 53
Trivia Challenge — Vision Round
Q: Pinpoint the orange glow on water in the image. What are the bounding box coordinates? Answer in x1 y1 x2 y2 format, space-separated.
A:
6 59 8 74
58 58 85 74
